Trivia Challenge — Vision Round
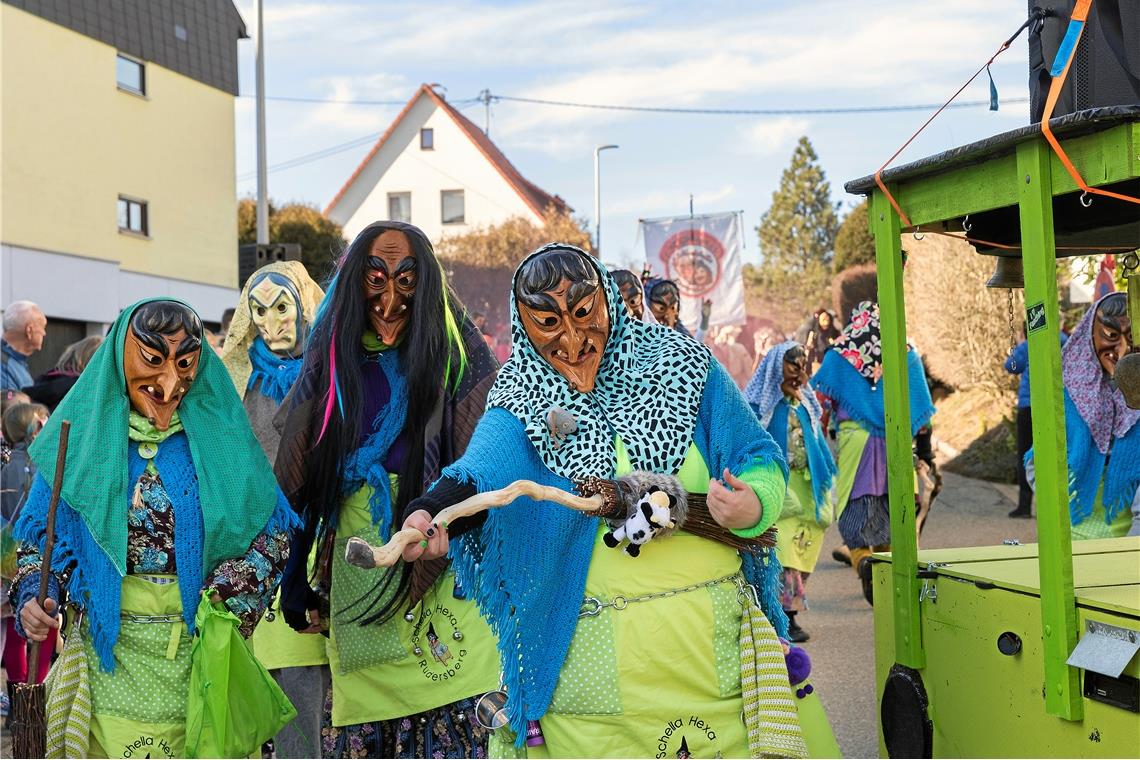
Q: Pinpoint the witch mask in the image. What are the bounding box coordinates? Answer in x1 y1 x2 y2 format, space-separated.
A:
517 250 610 393
649 281 681 327
781 346 808 399
362 229 417 346
124 301 203 430
249 272 303 355
1093 294 1133 378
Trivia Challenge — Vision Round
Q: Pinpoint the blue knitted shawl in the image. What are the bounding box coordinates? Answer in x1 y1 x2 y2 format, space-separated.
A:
812 347 935 437
1028 390 1140 526
339 350 408 538
14 433 297 672
448 360 788 741
247 336 304 403
764 400 836 519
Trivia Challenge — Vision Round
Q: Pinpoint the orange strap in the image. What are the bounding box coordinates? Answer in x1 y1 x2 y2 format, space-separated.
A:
1040 0 1140 206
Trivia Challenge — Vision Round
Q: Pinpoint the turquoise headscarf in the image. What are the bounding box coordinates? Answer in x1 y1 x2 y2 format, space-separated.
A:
28 298 280 576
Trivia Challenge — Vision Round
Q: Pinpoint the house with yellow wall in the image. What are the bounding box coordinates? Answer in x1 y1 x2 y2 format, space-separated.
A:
1 0 246 368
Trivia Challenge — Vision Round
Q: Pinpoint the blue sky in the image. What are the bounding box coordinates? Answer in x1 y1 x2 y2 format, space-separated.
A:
232 0 1035 268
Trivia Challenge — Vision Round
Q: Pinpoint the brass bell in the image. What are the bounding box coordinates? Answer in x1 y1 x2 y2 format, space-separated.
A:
986 256 1024 289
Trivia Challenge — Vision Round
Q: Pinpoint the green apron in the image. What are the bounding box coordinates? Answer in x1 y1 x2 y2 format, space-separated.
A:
775 469 830 575
86 574 192 759
496 441 835 759
1072 481 1132 540
327 479 499 727
834 420 870 517
250 544 328 671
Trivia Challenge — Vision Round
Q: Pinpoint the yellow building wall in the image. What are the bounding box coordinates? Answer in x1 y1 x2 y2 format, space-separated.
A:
0 5 237 289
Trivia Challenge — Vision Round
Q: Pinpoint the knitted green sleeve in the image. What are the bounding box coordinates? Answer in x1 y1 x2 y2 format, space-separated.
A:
729 460 787 538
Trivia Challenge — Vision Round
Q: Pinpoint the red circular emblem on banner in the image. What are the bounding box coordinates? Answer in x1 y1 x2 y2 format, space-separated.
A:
659 229 724 298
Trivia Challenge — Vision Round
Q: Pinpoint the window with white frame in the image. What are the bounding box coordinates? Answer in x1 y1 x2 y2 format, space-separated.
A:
441 190 465 225
388 192 411 223
118 196 148 235
116 54 145 95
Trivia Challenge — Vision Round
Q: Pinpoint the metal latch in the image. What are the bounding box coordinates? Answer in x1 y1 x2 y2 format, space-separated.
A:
1066 620 1140 678
919 579 938 604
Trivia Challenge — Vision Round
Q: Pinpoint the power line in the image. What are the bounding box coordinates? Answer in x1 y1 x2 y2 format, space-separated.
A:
240 94 482 106
239 91 1026 116
238 90 1029 180
237 131 382 181
488 93 1030 115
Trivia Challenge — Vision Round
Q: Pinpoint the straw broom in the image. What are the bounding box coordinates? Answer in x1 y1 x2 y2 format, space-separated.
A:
12 420 71 759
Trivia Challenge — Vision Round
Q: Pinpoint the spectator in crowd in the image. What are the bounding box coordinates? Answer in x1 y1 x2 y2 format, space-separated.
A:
217 307 237 349
1 301 47 392
806 309 841 369
2 402 48 521
711 324 755 389
1004 323 1067 518
25 335 103 411
2 401 52 706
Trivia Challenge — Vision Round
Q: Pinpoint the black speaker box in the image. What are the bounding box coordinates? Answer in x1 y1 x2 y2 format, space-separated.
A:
1028 0 1140 123
237 243 302 289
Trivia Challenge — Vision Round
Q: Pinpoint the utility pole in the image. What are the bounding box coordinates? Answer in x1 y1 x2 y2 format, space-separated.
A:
255 0 269 245
479 89 492 136
593 144 618 254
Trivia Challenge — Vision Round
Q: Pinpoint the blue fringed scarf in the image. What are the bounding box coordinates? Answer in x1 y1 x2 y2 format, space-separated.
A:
14 433 298 672
1053 390 1140 526
765 400 837 519
449 360 789 742
247 336 304 403
339 350 408 538
812 347 935 437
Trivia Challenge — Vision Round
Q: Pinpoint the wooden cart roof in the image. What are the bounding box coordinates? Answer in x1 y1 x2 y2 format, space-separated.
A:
843 107 1140 255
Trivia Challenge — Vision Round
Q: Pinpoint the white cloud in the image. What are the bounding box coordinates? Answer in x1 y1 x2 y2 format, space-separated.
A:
298 73 408 134
739 118 810 157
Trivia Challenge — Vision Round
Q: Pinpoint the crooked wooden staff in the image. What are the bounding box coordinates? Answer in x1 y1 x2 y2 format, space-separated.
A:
345 480 605 569
12 420 70 760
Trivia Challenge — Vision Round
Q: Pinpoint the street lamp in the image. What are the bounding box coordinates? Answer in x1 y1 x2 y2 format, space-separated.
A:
593 144 619 255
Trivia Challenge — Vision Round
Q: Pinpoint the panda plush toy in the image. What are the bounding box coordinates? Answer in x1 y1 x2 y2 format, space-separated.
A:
601 472 688 557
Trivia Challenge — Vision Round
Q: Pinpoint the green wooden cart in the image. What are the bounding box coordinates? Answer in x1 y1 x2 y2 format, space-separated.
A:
845 107 1140 757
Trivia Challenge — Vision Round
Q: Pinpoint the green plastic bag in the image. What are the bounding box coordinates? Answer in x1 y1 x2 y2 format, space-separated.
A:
185 595 297 758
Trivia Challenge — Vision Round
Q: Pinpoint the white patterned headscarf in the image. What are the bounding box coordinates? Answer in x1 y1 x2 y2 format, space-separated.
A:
487 245 712 480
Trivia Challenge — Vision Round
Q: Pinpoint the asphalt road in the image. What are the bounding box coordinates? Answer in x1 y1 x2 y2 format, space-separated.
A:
803 470 1038 758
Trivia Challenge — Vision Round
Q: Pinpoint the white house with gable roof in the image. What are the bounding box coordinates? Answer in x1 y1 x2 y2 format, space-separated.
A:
326 84 568 244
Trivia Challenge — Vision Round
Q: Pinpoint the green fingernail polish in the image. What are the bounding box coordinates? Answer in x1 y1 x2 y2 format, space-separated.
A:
419 539 428 548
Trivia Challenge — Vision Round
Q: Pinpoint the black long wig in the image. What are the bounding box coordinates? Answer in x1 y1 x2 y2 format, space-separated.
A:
290 221 469 613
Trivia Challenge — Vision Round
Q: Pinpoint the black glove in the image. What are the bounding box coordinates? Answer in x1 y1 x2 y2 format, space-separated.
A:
403 476 480 535
281 586 322 632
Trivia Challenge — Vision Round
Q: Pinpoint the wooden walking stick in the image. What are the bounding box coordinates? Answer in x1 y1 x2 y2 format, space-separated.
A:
12 420 71 760
345 480 605 569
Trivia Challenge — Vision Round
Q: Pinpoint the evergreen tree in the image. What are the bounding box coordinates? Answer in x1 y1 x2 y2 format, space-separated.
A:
833 199 877 273
753 136 839 328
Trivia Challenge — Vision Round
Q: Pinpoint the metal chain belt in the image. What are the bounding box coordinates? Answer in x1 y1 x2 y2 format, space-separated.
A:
578 572 753 618
120 613 183 624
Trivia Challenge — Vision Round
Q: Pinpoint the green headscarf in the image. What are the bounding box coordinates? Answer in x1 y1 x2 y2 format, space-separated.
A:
28 298 280 576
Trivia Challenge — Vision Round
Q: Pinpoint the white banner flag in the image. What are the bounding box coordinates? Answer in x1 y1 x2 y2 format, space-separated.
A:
638 211 745 328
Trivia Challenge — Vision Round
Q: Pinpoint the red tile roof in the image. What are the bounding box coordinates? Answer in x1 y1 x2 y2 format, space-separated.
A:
324 84 569 220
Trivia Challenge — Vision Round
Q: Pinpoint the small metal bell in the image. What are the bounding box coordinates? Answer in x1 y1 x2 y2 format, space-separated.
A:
452 630 463 641
404 611 416 623
413 646 423 656
985 256 1024 289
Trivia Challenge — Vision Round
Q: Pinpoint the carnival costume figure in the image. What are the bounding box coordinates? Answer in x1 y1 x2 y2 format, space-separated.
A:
745 342 836 643
394 244 838 758
13 299 300 758
221 260 329 758
274 222 500 758
609 269 653 324
810 302 935 604
1026 292 1139 539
